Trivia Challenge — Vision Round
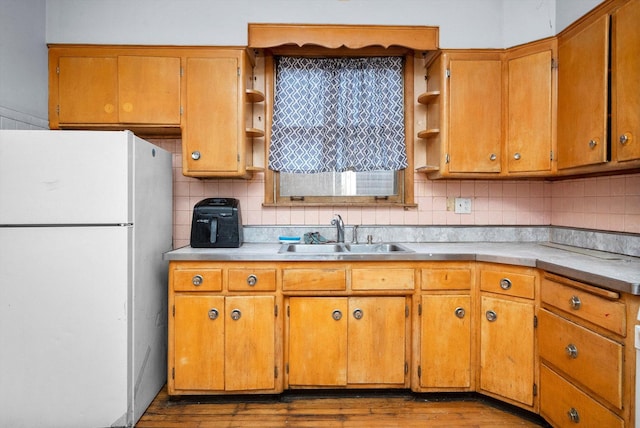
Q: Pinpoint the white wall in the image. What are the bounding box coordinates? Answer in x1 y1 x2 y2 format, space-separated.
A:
556 0 602 31
0 0 48 129
46 0 558 48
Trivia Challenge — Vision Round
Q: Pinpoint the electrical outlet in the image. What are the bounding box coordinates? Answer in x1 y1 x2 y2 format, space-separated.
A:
454 197 472 214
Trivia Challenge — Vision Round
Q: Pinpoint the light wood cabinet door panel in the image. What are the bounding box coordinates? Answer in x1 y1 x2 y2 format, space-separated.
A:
118 56 181 124
480 296 535 406
347 297 406 385
507 49 553 173
351 268 414 291
420 295 471 388
58 56 118 124
288 297 348 386
173 295 225 391
613 0 640 162
184 56 241 174
448 58 502 173
225 296 276 391
557 14 609 169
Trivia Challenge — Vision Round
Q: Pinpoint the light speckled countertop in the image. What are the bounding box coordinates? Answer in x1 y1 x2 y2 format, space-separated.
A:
164 242 640 295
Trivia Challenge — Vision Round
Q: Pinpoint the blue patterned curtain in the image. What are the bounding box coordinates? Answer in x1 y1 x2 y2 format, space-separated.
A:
269 56 407 173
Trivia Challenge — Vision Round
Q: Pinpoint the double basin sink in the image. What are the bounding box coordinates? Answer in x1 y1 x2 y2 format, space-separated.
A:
279 242 413 254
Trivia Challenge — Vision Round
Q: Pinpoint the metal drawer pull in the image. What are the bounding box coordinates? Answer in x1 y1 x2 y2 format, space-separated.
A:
247 274 258 286
191 151 201 160
230 309 242 321
567 407 580 423
565 343 578 359
513 153 521 160
332 310 342 321
619 134 629 145
353 308 364 320
485 310 497 322
569 295 581 310
454 307 466 319
588 139 597 149
499 278 512 290
192 275 204 286
489 153 497 161
208 308 219 320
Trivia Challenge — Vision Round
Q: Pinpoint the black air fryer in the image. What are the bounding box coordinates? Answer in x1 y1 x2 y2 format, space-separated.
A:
190 198 243 248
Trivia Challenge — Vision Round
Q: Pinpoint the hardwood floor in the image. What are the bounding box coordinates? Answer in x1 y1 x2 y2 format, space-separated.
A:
136 387 549 427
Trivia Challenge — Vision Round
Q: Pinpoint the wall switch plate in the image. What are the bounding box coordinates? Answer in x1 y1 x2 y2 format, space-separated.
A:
454 197 472 214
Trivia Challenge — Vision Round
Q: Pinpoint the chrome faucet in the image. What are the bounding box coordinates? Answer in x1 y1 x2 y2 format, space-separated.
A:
331 214 345 243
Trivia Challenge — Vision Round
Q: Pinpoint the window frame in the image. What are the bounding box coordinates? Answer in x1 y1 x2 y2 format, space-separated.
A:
263 46 415 207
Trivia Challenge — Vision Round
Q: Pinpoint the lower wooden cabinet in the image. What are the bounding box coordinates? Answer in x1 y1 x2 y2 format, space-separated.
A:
171 294 277 393
287 296 408 388
478 264 537 409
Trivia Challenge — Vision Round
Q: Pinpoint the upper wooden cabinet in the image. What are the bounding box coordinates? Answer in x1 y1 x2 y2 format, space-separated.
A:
506 40 556 175
612 0 640 163
49 46 181 131
181 49 263 178
557 0 640 174
418 51 502 178
557 15 609 171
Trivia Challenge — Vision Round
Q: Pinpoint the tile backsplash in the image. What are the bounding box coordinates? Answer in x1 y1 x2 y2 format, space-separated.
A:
151 139 640 249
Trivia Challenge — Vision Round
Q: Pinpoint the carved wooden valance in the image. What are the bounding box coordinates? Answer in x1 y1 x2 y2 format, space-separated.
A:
248 24 438 51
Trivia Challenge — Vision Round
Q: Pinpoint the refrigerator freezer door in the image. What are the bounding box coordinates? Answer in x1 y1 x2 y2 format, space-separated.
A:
0 130 134 225
0 226 133 428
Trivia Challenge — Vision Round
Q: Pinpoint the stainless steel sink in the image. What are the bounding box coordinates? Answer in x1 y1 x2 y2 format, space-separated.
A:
278 243 412 254
344 243 412 253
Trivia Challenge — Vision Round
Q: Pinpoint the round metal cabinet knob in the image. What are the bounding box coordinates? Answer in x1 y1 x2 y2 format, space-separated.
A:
353 309 364 320
332 310 342 321
247 274 258 286
191 151 201 160
489 153 497 161
565 343 578 359
588 139 598 149
192 275 204 286
567 407 580 423
513 153 521 160
569 295 581 310
454 307 466 319
230 309 242 321
619 134 630 145
485 310 497 322
208 308 219 320
500 278 512 290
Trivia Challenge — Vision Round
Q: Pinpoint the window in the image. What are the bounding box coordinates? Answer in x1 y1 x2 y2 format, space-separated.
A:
268 55 407 204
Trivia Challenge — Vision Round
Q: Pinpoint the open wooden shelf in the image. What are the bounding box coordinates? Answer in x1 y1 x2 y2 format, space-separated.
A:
417 129 440 139
417 90 440 105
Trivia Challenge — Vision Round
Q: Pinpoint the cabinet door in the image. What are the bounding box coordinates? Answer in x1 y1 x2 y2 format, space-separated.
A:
57 56 118 124
288 297 348 386
118 56 181 124
507 50 553 173
448 58 502 173
183 56 242 175
347 297 406 385
480 296 535 406
420 295 471 388
613 0 640 162
225 296 276 391
557 15 609 169
173 295 224 391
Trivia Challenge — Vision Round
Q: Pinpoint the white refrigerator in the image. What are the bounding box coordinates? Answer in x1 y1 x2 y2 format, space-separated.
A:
0 130 173 428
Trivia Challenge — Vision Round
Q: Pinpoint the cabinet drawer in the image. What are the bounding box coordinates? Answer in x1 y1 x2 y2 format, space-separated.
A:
540 365 623 428
480 269 535 299
421 267 472 290
282 268 346 291
541 275 626 336
538 309 623 409
173 268 222 291
351 268 414 291
228 268 276 291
